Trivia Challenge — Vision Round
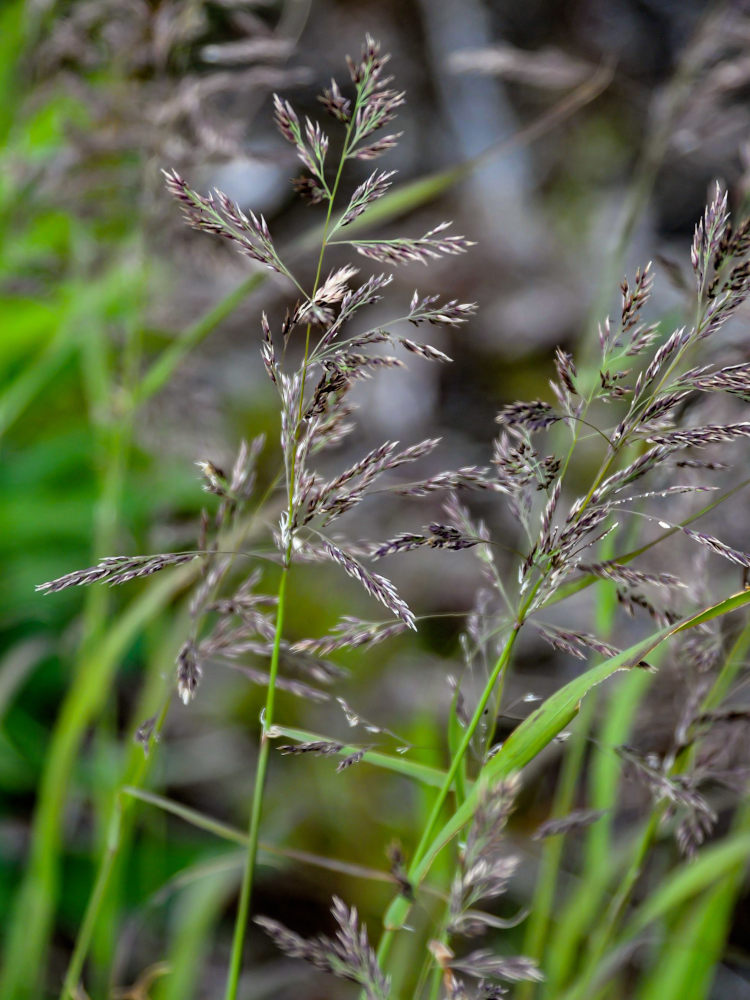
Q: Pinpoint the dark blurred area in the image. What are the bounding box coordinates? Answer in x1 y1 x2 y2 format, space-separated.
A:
3 1 750 998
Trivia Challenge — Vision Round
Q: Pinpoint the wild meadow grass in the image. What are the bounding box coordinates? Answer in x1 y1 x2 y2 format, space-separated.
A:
5 15 750 1000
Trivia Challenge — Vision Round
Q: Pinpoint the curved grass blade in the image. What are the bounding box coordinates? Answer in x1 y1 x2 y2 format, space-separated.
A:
124 786 419 889
380 588 750 937
559 827 750 1000
626 831 750 940
635 880 736 1000
0 564 199 999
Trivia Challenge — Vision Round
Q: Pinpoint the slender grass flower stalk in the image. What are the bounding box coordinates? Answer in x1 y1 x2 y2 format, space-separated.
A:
39 34 480 999
347 185 750 997
165 35 478 1000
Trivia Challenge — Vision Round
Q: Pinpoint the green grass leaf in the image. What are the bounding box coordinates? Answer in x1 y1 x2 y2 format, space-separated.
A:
380 588 750 938
266 724 450 788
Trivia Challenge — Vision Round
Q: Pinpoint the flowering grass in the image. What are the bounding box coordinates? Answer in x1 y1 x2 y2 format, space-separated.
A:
8 25 750 1000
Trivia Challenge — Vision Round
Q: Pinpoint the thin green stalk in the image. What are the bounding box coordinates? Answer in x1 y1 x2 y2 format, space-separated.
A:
126 785 438 888
224 568 288 1000
518 696 597 1000
425 931 449 1000
571 809 662 998
414 627 520 872
60 697 170 998
267 724 449 786
223 86 362 999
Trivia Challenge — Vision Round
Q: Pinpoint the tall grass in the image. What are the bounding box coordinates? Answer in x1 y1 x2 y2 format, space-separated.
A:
6 20 750 1000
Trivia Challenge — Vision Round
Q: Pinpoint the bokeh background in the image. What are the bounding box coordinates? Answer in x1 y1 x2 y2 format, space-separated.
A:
3 1 750 998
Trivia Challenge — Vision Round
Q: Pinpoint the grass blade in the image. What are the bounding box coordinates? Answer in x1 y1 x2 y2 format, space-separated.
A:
379 588 750 939
635 880 736 1000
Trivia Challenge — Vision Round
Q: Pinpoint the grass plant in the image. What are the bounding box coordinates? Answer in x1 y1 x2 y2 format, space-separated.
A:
6 24 750 1000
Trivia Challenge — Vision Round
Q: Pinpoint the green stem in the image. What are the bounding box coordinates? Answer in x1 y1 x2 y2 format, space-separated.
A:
573 808 662 999
294 92 358 432
223 85 364 999
416 626 520 871
426 931 449 1000
518 696 597 1000
222 176 337 1000
60 697 170 998
224 568 288 1000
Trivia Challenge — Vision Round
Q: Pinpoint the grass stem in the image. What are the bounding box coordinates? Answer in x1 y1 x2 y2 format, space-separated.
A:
223 568 288 1000
60 697 170 999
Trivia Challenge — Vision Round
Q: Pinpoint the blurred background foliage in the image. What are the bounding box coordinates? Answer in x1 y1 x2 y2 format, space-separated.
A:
3 0 750 998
